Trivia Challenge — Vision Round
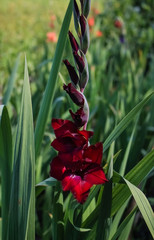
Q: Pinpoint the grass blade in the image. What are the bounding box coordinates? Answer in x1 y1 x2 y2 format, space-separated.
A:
124 179 154 238
111 149 154 216
103 92 154 152
35 0 73 157
0 106 12 240
3 54 21 104
35 177 57 197
96 181 112 240
111 206 137 240
7 57 35 239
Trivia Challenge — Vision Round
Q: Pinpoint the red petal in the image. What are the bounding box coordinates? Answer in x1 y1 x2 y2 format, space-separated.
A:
52 118 70 130
59 148 83 164
51 138 76 152
84 142 103 164
79 129 94 140
84 166 108 185
54 121 78 137
50 156 66 180
62 174 92 203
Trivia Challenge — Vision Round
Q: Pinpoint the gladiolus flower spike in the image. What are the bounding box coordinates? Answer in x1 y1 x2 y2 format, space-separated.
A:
50 0 108 204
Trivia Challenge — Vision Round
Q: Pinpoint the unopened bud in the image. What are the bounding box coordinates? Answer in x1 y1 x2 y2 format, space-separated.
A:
73 0 81 36
73 51 85 73
63 59 79 86
63 83 84 107
68 31 79 52
79 51 89 90
69 107 88 128
80 15 90 54
83 0 91 18
80 0 91 18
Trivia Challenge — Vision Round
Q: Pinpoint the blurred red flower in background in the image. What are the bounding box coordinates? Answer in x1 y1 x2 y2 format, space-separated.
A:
93 8 100 15
49 14 56 28
114 19 123 29
88 17 95 27
96 30 103 37
50 15 56 21
46 32 57 42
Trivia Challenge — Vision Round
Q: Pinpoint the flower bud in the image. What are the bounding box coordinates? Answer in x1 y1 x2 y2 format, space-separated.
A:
83 0 91 18
73 51 85 73
63 83 84 107
68 31 79 52
63 59 79 86
80 15 90 54
69 107 88 128
73 0 81 36
79 51 89 90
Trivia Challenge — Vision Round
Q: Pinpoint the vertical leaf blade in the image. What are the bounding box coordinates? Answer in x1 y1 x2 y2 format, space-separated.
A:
7 58 35 239
124 179 154 238
0 106 12 240
3 54 21 104
103 92 154 152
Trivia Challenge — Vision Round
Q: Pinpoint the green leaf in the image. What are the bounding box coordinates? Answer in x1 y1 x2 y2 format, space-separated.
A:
111 206 137 240
0 106 12 240
103 92 154 152
119 116 138 176
3 54 21 104
124 179 154 238
108 200 129 240
35 0 73 157
68 200 91 232
95 181 112 240
36 177 57 187
52 183 64 240
113 170 154 238
111 150 154 216
7 57 35 240
35 177 57 197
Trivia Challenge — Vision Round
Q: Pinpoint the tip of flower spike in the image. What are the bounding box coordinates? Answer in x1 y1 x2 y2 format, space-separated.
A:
74 0 80 18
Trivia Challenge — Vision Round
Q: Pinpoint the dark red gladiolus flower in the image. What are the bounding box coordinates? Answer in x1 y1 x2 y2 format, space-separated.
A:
50 142 108 203
51 118 93 152
63 83 84 107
